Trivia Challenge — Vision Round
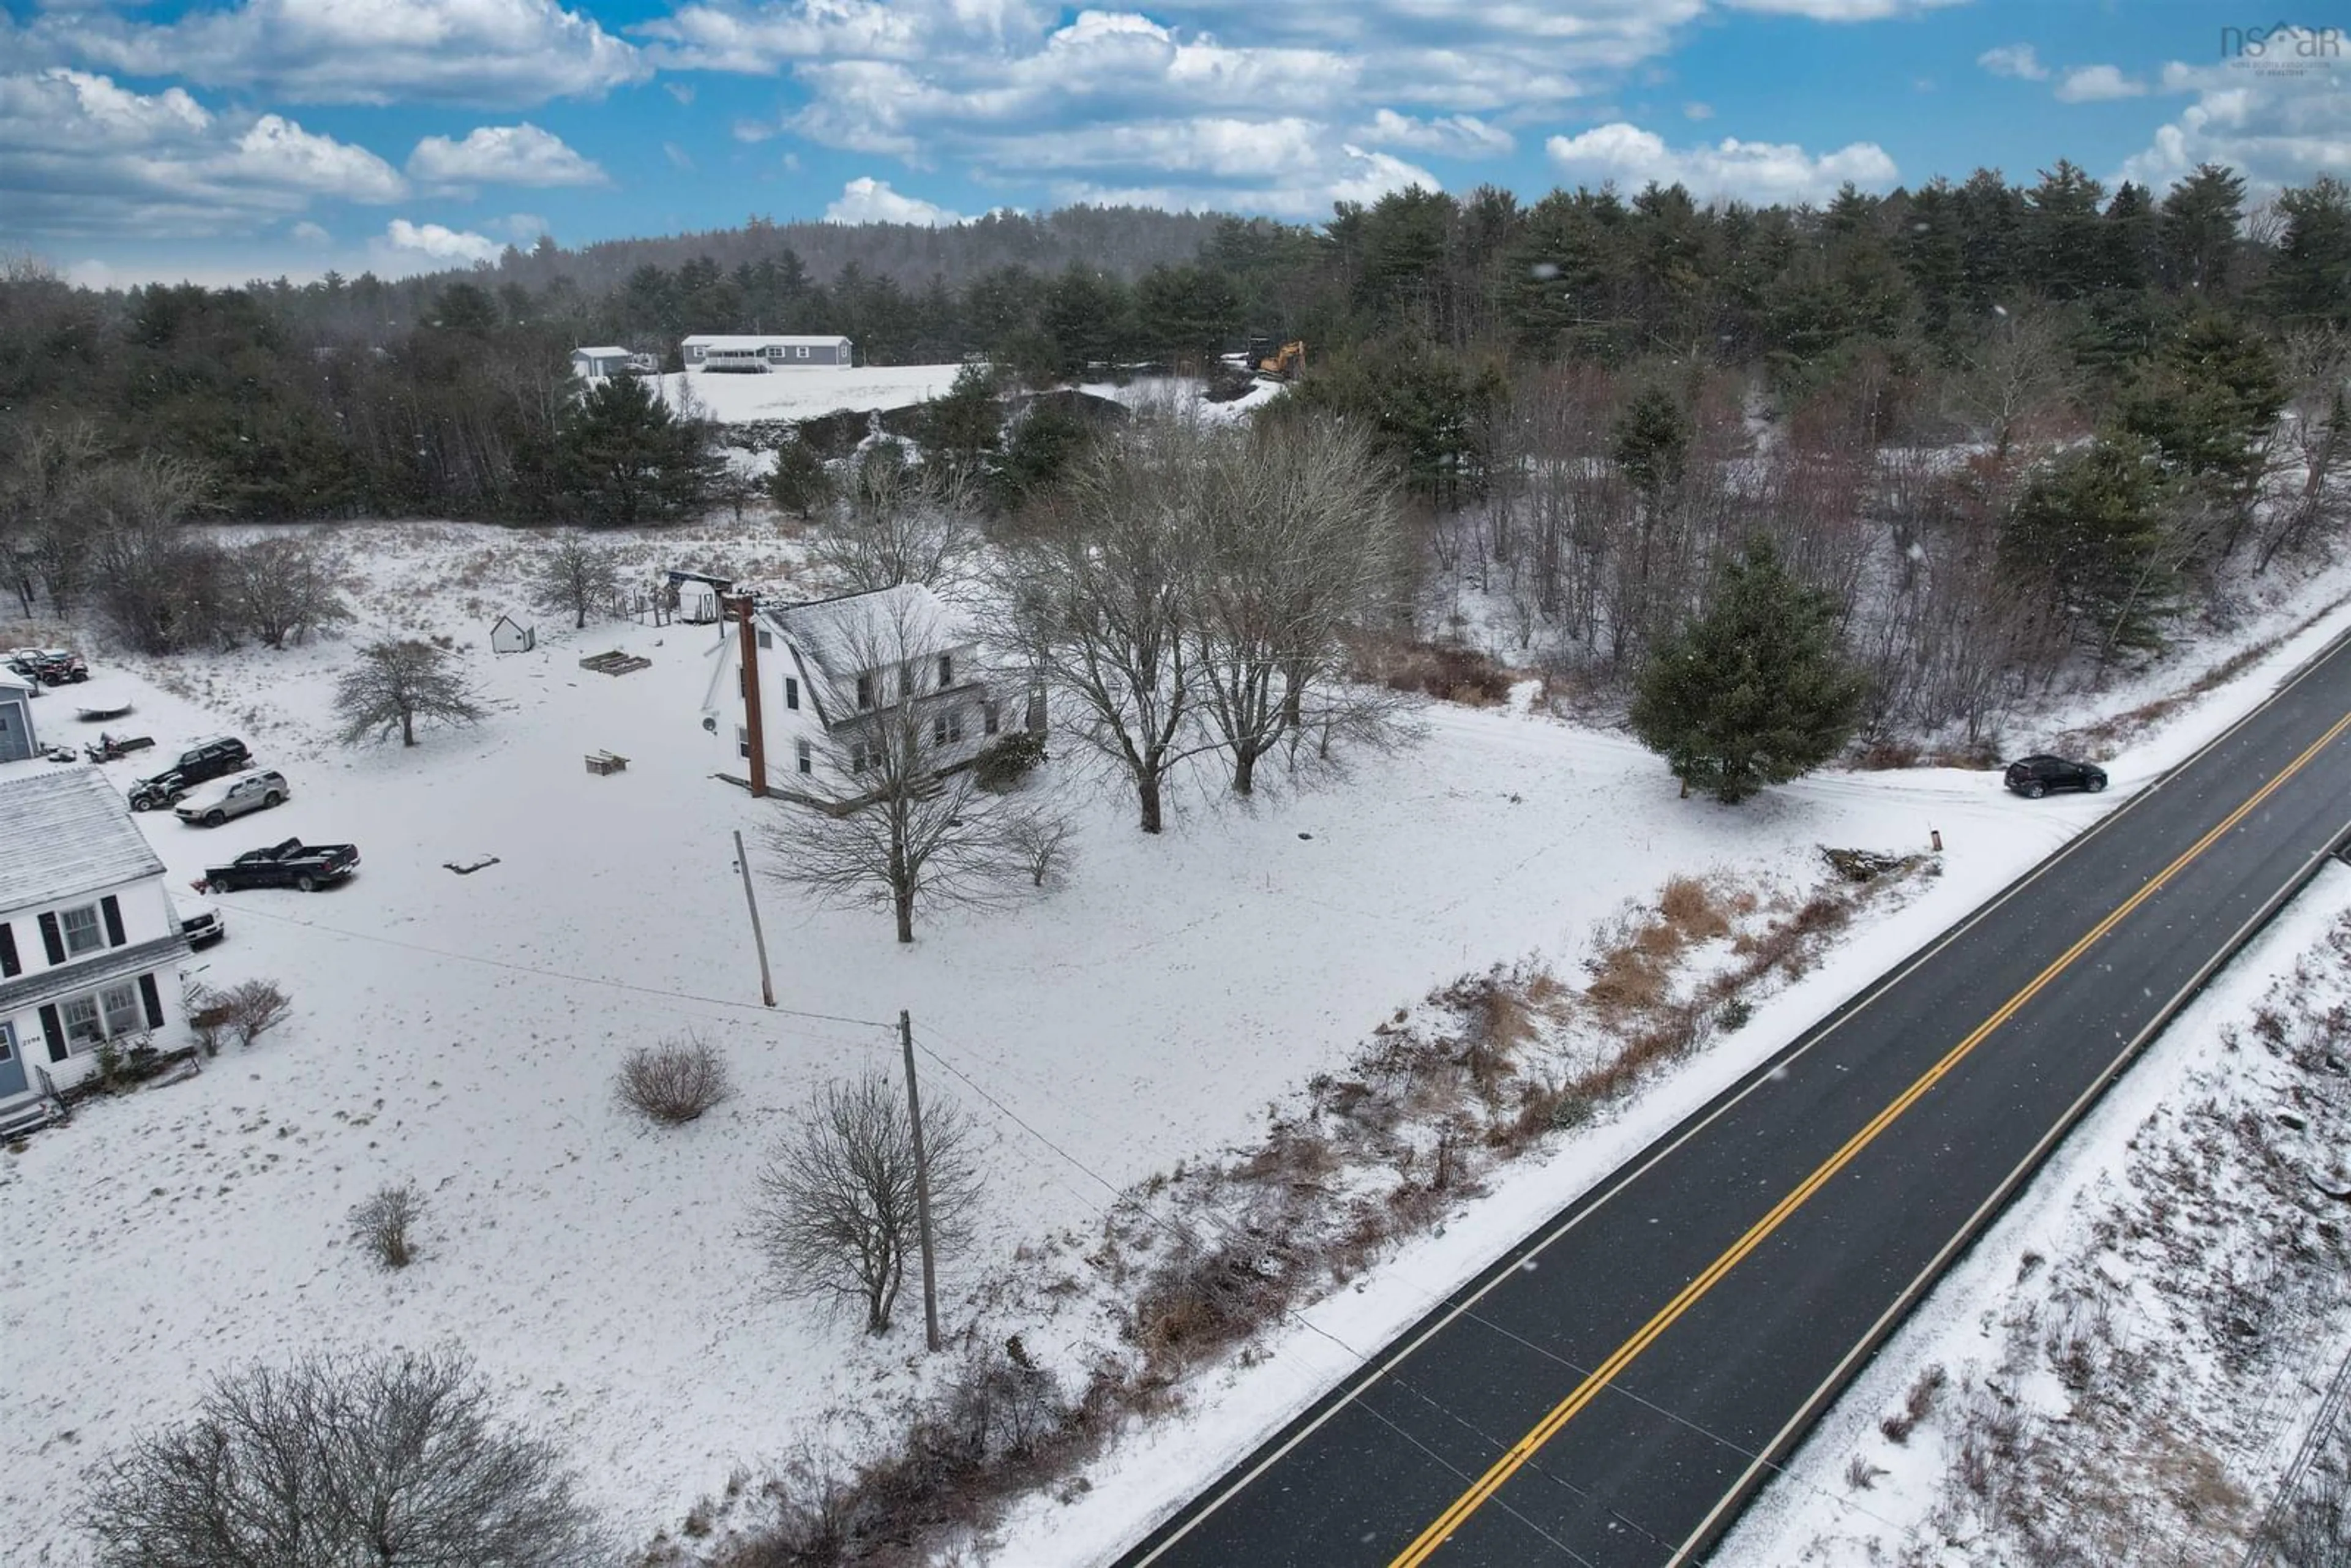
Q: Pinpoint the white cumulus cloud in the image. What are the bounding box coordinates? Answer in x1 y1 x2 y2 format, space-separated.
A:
1545 122 1897 205
2055 64 2146 103
1978 43 2049 80
0 69 405 239
29 0 645 107
823 176 969 226
2118 63 2351 195
383 217 501 264
1359 108 1513 157
408 123 606 188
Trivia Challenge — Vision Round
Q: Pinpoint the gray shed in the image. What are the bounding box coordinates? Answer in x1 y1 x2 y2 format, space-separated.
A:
0 670 36 762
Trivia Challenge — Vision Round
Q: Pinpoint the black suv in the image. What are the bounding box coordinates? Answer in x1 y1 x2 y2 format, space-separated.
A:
129 736 253 811
2004 754 2107 799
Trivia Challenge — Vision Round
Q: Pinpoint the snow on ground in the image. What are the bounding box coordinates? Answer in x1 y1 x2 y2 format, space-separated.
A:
4 520 2351 1564
1079 373 1284 423
1721 864 2351 1566
657 364 968 424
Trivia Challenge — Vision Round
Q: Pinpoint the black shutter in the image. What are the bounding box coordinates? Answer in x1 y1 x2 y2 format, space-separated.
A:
0 921 17 978
101 895 126 948
39 1004 65 1063
37 910 64 965
139 973 164 1030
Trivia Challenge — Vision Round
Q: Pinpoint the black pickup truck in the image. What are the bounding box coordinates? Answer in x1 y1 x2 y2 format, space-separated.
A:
200 838 360 893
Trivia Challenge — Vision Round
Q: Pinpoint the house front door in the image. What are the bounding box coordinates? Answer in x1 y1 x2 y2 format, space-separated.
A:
0 1023 28 1100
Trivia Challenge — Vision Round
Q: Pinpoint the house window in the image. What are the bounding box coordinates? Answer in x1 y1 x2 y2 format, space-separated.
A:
937 652 954 688
61 983 141 1051
59 903 103 957
766 345 784 360
796 346 809 359
0 1021 15 1066
757 628 773 650
934 708 965 747
737 726 750 760
796 740 812 775
786 677 800 710
737 667 746 697
984 702 1001 737
850 737 874 773
857 672 876 710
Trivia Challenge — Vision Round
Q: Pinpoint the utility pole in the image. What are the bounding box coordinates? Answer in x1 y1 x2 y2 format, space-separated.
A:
729 592 768 797
733 829 774 1007
899 1008 942 1353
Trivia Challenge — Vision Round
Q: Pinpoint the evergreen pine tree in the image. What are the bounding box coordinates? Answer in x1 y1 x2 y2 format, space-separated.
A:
1998 437 2177 659
1629 539 1869 803
557 373 715 526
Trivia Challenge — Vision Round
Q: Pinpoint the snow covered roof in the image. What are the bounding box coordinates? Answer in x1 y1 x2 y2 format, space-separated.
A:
0 768 167 912
765 583 970 681
572 345 630 358
681 334 850 350
0 669 32 693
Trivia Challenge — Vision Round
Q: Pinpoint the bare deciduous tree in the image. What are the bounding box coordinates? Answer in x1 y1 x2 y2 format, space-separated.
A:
233 535 351 649
336 638 486 748
81 454 223 653
749 1071 982 1335
812 438 977 592
81 1347 615 1568
763 598 1026 942
1000 415 1221 833
1 418 102 615
527 528 621 630
1188 413 1410 795
1003 809 1073 889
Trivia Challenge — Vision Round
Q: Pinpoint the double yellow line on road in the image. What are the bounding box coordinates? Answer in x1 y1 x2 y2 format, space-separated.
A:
1391 708 2351 1567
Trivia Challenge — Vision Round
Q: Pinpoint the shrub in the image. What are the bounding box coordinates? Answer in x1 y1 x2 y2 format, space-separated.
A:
187 992 236 1058
350 1180 425 1269
617 1033 733 1125
972 730 1047 791
223 979 291 1048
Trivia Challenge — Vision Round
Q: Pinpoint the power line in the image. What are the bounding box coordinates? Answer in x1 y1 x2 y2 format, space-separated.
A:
213 900 897 1037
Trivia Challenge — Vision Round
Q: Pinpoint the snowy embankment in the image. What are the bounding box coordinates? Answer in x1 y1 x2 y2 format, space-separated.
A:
655 363 967 424
1 522 2349 1565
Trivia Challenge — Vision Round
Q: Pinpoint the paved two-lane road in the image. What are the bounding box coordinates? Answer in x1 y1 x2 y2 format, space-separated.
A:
1119 631 2351 1568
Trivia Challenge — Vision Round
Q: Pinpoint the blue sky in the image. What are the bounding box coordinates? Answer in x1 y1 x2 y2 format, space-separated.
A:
0 1 2341 287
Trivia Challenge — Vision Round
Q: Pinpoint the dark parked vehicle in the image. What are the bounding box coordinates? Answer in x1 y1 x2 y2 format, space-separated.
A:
200 838 359 893
2004 754 2108 798
32 648 88 684
128 735 253 811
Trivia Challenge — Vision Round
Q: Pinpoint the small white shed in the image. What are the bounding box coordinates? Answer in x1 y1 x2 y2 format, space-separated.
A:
490 615 536 654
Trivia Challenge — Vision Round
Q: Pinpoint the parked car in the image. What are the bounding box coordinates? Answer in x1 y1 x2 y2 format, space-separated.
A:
5 648 48 687
2004 754 2108 798
32 648 88 684
201 838 359 893
178 904 227 949
128 735 253 811
174 770 290 826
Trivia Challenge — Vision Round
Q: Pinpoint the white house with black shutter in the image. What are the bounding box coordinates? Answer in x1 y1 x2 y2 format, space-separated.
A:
0 768 193 1130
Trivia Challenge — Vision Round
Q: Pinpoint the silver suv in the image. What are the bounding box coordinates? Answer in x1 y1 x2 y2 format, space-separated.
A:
174 770 290 826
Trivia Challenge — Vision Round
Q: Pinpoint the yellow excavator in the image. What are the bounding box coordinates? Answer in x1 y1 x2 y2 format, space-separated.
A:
1256 340 1305 380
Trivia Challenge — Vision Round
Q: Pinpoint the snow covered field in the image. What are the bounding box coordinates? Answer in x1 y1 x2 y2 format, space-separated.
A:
3 522 2350 1564
658 363 968 424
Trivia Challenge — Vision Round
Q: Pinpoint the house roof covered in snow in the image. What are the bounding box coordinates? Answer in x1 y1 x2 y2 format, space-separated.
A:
0 669 32 694
572 345 630 358
681 334 850 350
763 583 969 681
0 768 167 911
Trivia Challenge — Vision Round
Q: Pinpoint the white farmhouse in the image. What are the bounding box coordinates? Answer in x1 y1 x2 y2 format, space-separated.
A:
0 769 195 1131
702 583 1016 800
681 334 853 372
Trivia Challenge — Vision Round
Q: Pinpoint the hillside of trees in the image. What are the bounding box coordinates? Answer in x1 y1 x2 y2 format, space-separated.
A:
2 162 2347 744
